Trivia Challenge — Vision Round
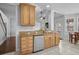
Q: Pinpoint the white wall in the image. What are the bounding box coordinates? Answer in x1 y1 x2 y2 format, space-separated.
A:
52 3 79 15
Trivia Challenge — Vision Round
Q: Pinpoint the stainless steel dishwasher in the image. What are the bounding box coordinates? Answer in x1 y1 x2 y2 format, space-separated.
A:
33 35 44 52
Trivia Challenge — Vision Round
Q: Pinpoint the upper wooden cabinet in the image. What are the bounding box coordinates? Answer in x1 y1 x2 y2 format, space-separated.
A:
20 3 35 26
30 5 35 25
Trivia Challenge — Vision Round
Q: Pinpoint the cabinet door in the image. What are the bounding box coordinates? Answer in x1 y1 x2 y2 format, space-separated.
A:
26 37 33 53
44 38 48 49
55 34 60 45
20 37 28 50
27 37 33 49
20 4 30 25
44 37 51 49
48 37 51 48
51 36 55 47
30 5 35 25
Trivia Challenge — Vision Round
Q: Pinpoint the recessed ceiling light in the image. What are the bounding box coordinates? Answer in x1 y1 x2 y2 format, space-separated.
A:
46 5 50 8
40 17 43 20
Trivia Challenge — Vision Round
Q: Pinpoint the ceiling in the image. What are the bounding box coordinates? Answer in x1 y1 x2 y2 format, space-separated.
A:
0 3 16 17
0 3 79 18
35 3 52 12
35 3 51 20
52 3 79 15
54 12 64 18
35 3 79 15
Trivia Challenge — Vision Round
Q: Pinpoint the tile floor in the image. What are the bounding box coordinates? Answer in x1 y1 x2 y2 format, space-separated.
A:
3 40 79 55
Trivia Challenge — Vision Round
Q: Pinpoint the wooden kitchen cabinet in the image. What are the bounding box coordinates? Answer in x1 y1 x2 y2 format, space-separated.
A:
51 33 55 47
20 4 30 25
30 5 35 25
44 36 51 49
20 3 35 26
44 32 60 49
44 32 52 49
20 32 33 54
19 31 60 54
55 33 60 45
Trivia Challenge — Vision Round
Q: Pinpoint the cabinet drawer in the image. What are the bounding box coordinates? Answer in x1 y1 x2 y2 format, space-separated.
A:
28 44 33 47
27 47 33 51
21 45 27 49
21 42 27 45
21 37 27 41
27 40 33 43
28 37 33 39
21 44 33 49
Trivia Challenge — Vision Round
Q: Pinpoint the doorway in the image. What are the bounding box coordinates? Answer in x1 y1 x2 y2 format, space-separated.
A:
54 12 65 40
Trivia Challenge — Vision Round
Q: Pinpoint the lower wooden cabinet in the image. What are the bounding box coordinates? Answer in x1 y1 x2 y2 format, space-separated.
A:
44 32 60 49
20 36 33 55
44 36 51 49
51 34 55 47
19 32 60 55
55 33 60 45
